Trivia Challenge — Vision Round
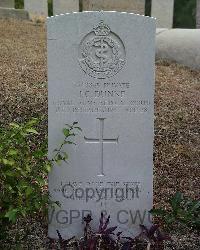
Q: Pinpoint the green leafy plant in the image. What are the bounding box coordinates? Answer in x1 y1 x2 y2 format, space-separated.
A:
0 118 50 228
52 122 82 166
0 118 81 239
150 192 200 230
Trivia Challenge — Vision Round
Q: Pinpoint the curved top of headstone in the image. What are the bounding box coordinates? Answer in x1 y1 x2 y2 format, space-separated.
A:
47 10 155 21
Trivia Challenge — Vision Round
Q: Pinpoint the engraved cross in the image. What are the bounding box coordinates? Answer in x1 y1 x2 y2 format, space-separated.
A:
84 118 119 177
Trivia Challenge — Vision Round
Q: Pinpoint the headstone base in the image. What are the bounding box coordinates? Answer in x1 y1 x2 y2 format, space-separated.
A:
0 8 29 20
0 0 14 8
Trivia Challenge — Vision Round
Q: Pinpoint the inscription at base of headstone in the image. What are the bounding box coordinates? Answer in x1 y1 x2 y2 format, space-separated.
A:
82 0 145 14
48 11 155 239
24 0 48 19
53 0 79 15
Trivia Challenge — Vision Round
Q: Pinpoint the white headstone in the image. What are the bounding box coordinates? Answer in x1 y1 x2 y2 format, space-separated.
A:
24 0 48 19
0 0 14 8
53 0 79 15
48 11 155 239
151 0 174 28
82 0 145 14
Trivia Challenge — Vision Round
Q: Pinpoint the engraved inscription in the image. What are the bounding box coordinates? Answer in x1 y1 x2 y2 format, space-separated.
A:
52 80 151 114
84 118 118 176
78 21 126 79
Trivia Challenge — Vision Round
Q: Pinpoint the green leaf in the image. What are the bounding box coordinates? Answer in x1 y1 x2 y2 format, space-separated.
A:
164 214 176 224
45 163 52 172
2 158 15 166
55 159 62 166
57 154 62 160
62 152 68 160
62 128 70 137
188 200 200 212
4 171 15 177
170 192 184 212
150 208 166 216
25 128 39 135
26 118 38 126
25 186 33 197
33 149 45 158
5 208 18 223
68 133 76 137
34 201 41 209
9 123 20 128
64 141 76 145
20 209 27 217
36 176 45 186
8 149 18 156
25 164 31 172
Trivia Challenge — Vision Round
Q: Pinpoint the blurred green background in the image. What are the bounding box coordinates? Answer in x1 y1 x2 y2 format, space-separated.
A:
15 0 196 28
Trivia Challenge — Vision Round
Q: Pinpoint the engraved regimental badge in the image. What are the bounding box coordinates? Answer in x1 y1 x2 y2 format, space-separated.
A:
78 21 126 79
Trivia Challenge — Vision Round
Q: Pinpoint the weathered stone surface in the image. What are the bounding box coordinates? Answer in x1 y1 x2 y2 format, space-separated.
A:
156 29 200 69
0 7 29 19
0 0 14 8
82 0 145 14
151 0 174 28
47 11 155 239
24 0 48 19
53 0 79 15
